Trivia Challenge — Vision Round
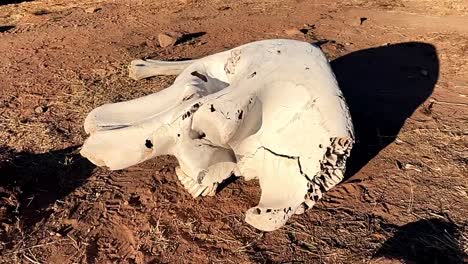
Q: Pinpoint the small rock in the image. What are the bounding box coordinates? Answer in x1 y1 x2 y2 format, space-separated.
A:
360 17 368 25
35 106 47 114
420 69 429 76
404 164 421 172
158 31 183 48
285 28 302 36
85 7 102 13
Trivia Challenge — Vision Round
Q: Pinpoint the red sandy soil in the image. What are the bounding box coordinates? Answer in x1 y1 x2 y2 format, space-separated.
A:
0 0 467 263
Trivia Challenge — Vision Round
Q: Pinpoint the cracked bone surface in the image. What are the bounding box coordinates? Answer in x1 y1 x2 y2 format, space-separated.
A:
81 39 354 231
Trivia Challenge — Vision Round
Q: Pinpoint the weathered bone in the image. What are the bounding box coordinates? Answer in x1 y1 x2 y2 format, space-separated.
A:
80 39 354 231
128 59 194 80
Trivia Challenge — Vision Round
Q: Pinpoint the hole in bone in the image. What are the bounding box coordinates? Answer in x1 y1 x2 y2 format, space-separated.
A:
145 139 153 149
248 72 256 79
238 110 243 120
210 104 216 112
135 64 146 67
277 50 281 54
190 71 208 82
253 208 261 215
266 209 272 213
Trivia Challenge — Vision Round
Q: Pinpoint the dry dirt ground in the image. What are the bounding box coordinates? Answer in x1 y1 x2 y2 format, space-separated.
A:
0 0 467 263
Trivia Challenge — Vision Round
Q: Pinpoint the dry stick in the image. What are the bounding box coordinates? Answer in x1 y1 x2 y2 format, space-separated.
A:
234 240 255 253
6 239 71 255
217 229 238 242
27 249 40 262
427 212 446 219
22 253 41 264
405 171 414 214
67 234 80 250
430 99 468 107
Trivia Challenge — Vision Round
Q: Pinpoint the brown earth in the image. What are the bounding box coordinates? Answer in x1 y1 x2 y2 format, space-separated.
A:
0 0 467 263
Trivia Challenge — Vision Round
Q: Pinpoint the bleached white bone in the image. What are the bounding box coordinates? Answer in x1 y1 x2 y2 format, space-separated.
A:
128 59 195 80
80 39 354 231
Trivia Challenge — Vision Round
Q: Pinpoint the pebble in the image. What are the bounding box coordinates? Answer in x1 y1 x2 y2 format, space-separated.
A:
360 17 368 25
85 7 102 13
158 31 183 47
35 106 47 114
285 28 303 36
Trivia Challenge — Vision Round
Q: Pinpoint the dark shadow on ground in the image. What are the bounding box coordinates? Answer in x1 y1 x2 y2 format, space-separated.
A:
176 31 206 45
0 0 33 6
330 42 439 178
0 146 95 243
0 25 15 33
374 218 466 264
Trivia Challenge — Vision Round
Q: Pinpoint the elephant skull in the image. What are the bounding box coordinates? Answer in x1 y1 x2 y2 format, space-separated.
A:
80 39 354 231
